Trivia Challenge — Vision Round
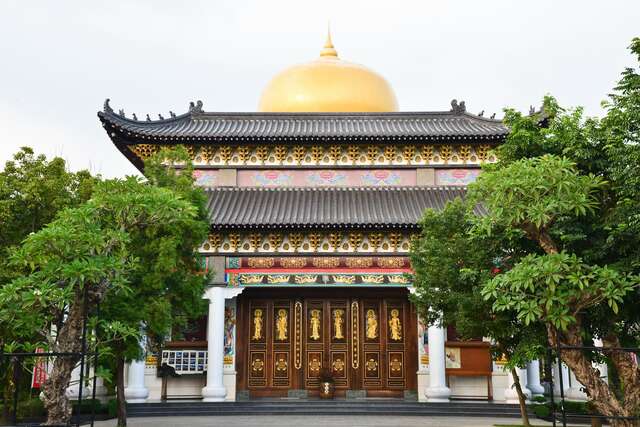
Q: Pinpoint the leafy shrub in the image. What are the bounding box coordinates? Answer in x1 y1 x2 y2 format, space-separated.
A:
71 398 104 415
532 403 551 418
17 398 45 418
107 398 118 418
532 395 547 403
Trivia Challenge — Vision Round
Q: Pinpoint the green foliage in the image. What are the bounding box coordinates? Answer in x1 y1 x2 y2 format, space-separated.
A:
107 398 118 418
483 253 638 330
470 155 606 238
410 199 546 369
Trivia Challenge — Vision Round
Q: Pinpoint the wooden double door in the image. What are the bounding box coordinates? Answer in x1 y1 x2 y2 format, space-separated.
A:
237 288 417 397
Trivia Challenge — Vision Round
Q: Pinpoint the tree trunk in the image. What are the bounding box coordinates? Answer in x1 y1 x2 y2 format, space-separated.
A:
42 292 85 425
547 324 640 426
116 356 127 427
510 367 531 427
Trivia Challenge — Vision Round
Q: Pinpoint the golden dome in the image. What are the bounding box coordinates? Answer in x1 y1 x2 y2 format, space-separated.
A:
258 31 398 112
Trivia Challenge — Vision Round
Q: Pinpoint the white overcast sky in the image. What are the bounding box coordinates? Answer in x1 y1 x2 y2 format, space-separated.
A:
0 0 638 177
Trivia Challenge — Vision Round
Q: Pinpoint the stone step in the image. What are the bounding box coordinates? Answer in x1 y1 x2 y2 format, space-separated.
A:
127 401 525 418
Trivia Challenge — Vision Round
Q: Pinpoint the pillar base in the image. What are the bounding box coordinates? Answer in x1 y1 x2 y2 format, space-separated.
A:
124 386 149 403
202 386 227 402
425 386 451 402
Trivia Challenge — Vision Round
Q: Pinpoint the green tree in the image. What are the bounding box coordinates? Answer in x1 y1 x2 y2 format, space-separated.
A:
410 199 546 426
0 176 202 425
474 155 639 425
98 147 209 427
0 147 97 421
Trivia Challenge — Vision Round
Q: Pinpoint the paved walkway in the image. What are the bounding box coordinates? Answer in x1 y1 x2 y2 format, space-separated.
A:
94 415 550 427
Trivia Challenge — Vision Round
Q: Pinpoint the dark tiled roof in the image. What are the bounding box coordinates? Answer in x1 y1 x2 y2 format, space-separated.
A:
206 187 479 229
98 101 508 144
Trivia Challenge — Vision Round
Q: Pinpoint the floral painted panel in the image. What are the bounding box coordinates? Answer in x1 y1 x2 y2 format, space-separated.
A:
238 170 416 187
435 169 480 186
193 170 218 187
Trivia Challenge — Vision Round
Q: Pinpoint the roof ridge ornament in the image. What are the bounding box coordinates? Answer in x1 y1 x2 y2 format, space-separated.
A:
103 98 113 113
189 100 204 114
450 99 466 114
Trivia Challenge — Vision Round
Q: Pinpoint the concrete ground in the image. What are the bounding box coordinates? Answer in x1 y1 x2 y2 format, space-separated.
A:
93 415 551 427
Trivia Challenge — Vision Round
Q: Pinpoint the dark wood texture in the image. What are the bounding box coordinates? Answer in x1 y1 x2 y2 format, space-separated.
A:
237 288 416 398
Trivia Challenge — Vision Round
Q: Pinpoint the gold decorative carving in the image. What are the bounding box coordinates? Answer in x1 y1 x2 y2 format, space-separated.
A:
274 145 287 163
249 233 262 251
240 274 264 284
439 145 453 163
281 257 307 268
268 233 283 250
229 233 241 251
459 144 472 163
390 357 402 372
477 144 490 162
200 146 215 162
389 309 402 340
292 146 306 164
368 232 383 252
345 257 373 268
310 309 321 340
312 257 340 268
181 144 195 159
329 232 342 252
389 232 402 251
403 145 416 162
310 146 323 164
361 274 384 284
333 309 345 339
251 358 264 372
348 232 363 250
383 145 396 162
366 309 378 339
309 357 321 374
130 144 159 160
294 301 302 369
248 258 275 268
421 145 434 162
275 357 288 372
275 309 288 340
252 309 263 340
308 232 322 252
377 257 405 268
329 145 342 162
294 274 318 284
219 146 232 164
388 275 410 284
256 146 269 163
366 145 379 162
288 233 304 252
333 274 356 284
237 146 250 163
332 358 345 373
366 358 378 372
208 232 222 250
347 145 359 163
266 274 290 284
351 301 360 369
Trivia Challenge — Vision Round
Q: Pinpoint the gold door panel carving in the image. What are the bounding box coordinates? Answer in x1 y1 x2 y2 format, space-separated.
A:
241 291 413 396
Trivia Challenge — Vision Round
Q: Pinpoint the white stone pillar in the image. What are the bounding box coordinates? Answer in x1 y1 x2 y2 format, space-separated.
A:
425 324 451 402
553 362 570 396
527 360 545 396
566 369 588 401
504 368 531 404
202 286 226 402
124 358 149 402
66 362 90 399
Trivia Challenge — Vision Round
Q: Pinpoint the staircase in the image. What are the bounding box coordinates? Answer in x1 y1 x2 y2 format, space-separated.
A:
127 400 525 418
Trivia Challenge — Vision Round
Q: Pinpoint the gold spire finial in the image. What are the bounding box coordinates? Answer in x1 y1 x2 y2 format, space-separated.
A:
320 22 338 58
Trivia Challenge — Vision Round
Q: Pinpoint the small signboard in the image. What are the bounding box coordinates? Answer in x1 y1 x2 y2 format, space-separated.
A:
31 348 47 389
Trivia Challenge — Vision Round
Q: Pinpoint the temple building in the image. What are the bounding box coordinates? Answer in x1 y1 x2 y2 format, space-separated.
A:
97 33 557 404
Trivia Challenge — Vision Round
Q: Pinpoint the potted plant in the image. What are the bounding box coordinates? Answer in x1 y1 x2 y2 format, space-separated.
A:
318 368 335 399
